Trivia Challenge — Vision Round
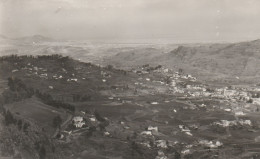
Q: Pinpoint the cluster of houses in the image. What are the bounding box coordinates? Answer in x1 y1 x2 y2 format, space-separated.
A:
101 70 112 83
213 119 252 127
198 140 223 149
11 62 92 85
131 65 260 120
137 123 227 158
58 113 103 141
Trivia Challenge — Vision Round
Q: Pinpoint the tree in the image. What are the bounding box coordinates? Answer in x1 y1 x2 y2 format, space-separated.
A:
99 120 109 131
247 98 253 103
165 76 171 84
107 65 113 70
7 77 26 92
175 151 181 159
39 146 46 159
53 115 62 129
17 119 23 130
5 110 15 125
94 110 105 122
23 122 30 132
178 68 183 74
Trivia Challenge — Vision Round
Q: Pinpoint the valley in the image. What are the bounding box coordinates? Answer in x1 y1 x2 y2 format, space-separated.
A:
0 52 260 159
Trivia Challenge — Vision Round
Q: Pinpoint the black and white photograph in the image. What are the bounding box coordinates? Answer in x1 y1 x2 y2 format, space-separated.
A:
1 0 260 158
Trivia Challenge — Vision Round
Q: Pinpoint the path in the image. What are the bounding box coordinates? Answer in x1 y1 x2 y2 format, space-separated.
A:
52 113 73 138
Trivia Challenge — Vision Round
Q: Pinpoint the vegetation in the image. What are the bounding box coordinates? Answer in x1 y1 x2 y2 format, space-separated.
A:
4 76 76 112
52 115 62 129
1 54 259 159
3 77 34 103
17 119 23 130
4 110 16 125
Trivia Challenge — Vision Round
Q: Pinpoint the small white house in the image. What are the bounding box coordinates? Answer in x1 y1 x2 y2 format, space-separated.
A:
155 140 168 148
253 98 260 105
141 131 152 136
148 126 158 132
72 116 85 128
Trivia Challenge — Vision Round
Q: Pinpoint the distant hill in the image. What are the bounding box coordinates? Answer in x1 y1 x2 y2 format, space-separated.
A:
0 34 8 39
0 34 14 44
15 35 53 43
103 47 165 69
105 39 260 82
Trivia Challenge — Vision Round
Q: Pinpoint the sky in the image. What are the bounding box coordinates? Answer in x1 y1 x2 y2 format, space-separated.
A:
1 0 260 42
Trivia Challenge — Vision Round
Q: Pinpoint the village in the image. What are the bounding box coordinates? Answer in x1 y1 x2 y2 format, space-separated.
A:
1 55 260 159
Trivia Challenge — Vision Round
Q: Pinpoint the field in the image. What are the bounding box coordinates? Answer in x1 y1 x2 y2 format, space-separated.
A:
73 93 260 158
4 97 68 135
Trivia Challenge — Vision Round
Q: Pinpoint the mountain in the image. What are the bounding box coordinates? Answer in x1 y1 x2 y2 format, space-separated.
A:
105 39 260 83
15 35 53 43
103 47 165 69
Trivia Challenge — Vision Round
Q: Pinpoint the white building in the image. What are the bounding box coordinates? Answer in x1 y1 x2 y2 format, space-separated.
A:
72 116 85 128
147 126 158 132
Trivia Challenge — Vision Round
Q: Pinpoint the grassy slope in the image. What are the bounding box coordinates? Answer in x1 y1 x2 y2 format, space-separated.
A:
4 97 67 134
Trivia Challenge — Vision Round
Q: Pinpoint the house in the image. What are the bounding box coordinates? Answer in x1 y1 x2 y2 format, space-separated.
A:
40 73 48 77
181 149 191 155
200 104 206 107
235 111 245 116
63 130 72 135
12 69 18 73
140 141 151 148
214 120 236 127
72 116 85 128
146 78 150 81
148 126 158 132
171 80 176 87
104 131 110 136
224 89 236 97
155 140 167 148
80 111 85 115
89 117 96 122
163 68 169 73
253 98 260 105
238 119 252 126
199 140 223 148
155 150 168 159
141 131 152 136
179 125 190 132
185 132 193 136
186 85 191 89
101 71 111 78
71 78 78 82
73 116 83 122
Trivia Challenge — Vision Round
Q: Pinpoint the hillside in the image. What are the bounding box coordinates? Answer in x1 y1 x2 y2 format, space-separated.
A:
104 47 165 69
0 55 260 159
105 39 260 83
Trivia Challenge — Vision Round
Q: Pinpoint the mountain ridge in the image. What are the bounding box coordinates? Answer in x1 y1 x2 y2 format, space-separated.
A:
15 35 54 43
105 39 260 82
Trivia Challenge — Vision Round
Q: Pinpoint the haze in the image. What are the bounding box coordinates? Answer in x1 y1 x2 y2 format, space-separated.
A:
1 0 260 42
